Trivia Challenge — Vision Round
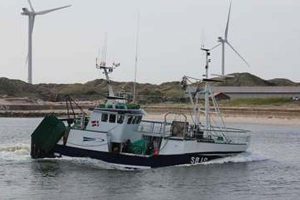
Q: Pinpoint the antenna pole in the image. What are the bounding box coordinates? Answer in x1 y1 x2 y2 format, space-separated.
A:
133 12 140 103
96 64 116 97
102 33 108 65
96 34 120 98
201 47 211 128
103 68 115 97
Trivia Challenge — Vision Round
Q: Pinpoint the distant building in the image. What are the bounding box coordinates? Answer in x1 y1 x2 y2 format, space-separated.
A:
214 86 300 99
213 92 231 101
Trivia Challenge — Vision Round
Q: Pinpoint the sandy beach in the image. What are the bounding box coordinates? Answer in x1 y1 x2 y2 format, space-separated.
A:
143 112 300 126
0 99 299 125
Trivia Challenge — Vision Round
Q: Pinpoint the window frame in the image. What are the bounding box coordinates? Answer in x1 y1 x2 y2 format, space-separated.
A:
117 115 125 124
136 116 142 124
101 113 108 122
127 115 133 124
109 114 116 123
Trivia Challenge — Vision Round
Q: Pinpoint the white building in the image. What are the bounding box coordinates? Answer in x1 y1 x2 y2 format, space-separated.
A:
214 86 300 99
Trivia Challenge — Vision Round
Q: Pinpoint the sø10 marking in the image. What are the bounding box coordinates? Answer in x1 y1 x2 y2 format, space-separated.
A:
190 156 208 164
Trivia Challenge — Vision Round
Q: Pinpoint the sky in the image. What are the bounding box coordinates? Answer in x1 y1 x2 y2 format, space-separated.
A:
0 0 300 84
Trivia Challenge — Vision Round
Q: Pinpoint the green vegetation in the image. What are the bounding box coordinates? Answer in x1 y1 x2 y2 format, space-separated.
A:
0 73 299 104
268 78 298 86
214 72 273 86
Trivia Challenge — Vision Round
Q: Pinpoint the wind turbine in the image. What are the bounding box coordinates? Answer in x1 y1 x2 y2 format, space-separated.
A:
21 0 71 84
214 1 249 76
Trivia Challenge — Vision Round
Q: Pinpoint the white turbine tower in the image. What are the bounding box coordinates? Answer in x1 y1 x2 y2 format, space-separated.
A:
21 0 71 84
215 1 249 75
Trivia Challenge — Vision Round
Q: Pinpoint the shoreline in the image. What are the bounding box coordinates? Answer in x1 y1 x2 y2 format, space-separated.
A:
0 107 299 125
144 112 300 126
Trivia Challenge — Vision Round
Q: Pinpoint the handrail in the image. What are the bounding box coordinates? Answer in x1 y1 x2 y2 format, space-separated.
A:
203 126 250 134
164 112 187 124
138 120 172 136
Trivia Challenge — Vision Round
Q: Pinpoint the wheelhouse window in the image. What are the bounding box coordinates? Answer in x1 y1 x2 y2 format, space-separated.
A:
136 116 142 124
109 114 116 123
101 113 108 122
133 116 142 124
126 115 142 124
133 116 139 124
117 115 124 124
131 116 137 124
127 116 133 124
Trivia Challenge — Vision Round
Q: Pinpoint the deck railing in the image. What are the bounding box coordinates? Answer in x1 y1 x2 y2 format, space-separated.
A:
202 126 251 144
138 120 171 136
138 120 250 144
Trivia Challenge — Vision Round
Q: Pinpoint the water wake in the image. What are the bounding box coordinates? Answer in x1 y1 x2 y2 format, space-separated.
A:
0 144 139 170
57 152 268 170
57 156 141 171
203 152 268 165
0 144 31 162
0 144 267 170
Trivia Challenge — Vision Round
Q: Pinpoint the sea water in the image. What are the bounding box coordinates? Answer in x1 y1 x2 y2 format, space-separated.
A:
0 118 299 200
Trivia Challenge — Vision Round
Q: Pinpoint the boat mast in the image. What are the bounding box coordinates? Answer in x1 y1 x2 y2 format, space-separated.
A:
201 47 211 128
182 47 212 129
96 59 119 98
99 63 115 97
96 34 120 98
133 12 140 103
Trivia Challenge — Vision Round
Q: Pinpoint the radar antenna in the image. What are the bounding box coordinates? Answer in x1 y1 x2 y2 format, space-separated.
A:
96 36 120 97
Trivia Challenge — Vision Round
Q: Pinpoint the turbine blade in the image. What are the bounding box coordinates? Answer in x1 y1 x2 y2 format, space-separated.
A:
225 0 232 40
27 0 35 12
35 5 71 15
210 43 221 51
226 41 250 67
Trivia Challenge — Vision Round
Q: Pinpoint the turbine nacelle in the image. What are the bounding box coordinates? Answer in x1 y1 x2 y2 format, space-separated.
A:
21 8 31 15
218 37 225 43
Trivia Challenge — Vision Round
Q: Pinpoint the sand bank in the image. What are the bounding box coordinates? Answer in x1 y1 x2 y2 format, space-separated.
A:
143 112 300 126
0 106 299 125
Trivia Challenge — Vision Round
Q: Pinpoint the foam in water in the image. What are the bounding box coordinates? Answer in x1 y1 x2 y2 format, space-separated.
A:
0 144 31 162
56 152 268 170
203 152 268 165
0 144 140 170
56 156 145 171
177 152 268 168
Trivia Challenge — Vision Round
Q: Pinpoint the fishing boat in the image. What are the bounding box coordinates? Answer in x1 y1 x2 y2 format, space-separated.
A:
30 50 250 169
